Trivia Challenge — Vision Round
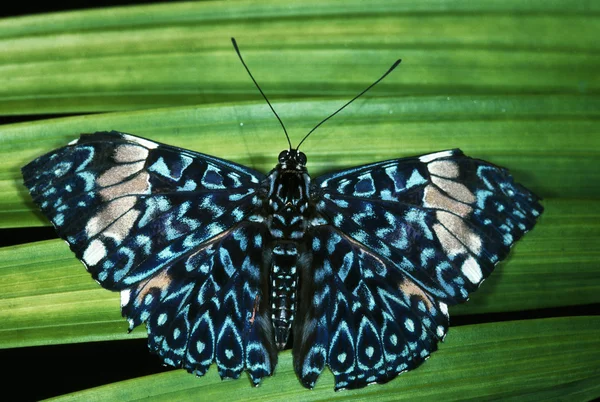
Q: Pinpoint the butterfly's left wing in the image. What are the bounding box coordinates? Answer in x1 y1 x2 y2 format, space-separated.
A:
122 220 277 383
22 131 276 384
294 149 542 389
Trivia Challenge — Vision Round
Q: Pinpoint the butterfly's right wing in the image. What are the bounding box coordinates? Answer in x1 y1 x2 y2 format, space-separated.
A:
22 131 276 383
293 149 542 389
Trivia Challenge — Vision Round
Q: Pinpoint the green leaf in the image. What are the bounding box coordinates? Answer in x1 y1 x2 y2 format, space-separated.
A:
0 0 598 115
49 317 600 401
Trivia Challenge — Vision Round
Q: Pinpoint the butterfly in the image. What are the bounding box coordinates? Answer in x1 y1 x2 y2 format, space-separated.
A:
21 39 543 390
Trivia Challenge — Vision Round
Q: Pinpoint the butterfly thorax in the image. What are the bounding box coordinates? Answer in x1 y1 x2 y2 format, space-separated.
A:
265 150 310 349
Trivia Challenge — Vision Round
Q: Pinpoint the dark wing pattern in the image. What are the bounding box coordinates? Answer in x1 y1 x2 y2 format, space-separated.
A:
297 149 542 389
294 225 450 390
21 131 276 384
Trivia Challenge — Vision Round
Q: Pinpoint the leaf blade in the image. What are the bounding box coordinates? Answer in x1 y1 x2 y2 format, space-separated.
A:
0 0 598 114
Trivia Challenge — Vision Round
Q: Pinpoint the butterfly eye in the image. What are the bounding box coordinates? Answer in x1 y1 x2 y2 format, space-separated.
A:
278 150 289 163
297 152 307 165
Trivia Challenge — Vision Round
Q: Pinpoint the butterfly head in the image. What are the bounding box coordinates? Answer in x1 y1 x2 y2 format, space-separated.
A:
278 149 307 170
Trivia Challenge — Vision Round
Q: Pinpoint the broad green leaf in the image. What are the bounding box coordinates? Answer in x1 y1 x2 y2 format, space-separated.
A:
49 317 600 401
0 0 598 115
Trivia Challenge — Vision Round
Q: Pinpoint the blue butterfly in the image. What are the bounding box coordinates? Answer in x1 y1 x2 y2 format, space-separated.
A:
21 39 542 390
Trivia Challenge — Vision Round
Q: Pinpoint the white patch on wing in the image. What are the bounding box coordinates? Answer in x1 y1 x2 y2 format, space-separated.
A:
431 176 476 204
433 222 467 257
103 208 141 242
436 211 482 255
114 144 149 163
97 161 145 187
86 196 137 238
122 134 158 149
120 289 131 307
428 160 459 178
461 256 483 284
436 325 446 338
439 302 449 316
83 239 107 266
419 150 455 163
424 185 473 217
99 171 151 201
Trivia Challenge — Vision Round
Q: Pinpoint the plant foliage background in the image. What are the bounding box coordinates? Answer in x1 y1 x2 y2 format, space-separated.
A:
0 1 598 400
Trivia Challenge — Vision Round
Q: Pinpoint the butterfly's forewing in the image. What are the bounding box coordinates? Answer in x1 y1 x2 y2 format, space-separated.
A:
297 149 542 389
22 131 276 383
22 131 264 286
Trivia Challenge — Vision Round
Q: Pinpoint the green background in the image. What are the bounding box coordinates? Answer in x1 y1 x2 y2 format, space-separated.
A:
0 1 598 400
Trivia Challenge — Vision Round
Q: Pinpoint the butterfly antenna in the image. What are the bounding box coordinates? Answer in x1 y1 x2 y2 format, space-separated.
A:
231 38 292 150
296 59 402 150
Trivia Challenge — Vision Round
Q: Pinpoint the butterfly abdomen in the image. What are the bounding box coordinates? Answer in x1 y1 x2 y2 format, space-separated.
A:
270 242 299 350
265 165 311 349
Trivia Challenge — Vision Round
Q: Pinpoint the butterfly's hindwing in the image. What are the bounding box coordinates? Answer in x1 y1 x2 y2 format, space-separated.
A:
122 222 276 383
294 226 449 390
